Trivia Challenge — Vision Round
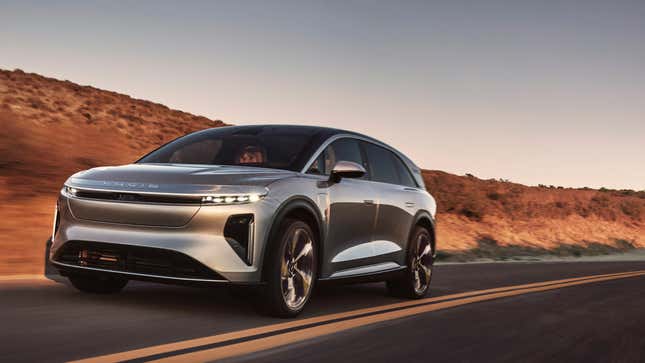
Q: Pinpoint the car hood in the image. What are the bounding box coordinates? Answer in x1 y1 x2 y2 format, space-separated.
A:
65 163 297 195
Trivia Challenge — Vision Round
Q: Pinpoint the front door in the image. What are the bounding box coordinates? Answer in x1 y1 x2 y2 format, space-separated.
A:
324 177 378 277
307 138 378 278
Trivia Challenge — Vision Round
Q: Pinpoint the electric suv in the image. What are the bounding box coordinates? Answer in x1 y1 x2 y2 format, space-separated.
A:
50 125 437 317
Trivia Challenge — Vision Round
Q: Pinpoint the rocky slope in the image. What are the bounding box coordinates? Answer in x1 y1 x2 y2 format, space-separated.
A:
423 170 643 259
0 69 225 274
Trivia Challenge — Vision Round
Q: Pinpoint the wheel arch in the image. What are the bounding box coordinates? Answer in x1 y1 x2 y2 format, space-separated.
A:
410 211 436 257
261 196 324 282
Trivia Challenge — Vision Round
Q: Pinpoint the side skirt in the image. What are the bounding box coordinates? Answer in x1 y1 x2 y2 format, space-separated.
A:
318 265 406 285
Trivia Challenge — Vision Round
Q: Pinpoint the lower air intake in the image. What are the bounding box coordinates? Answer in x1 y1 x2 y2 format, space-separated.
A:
54 241 224 280
224 214 254 265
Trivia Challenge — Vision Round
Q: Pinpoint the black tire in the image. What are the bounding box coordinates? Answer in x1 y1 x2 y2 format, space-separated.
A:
262 218 317 318
68 274 128 294
387 225 434 299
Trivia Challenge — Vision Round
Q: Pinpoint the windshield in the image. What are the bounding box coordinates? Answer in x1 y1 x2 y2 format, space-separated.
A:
138 126 324 171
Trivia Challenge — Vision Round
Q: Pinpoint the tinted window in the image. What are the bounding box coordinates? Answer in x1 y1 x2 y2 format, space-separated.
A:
363 142 399 184
138 126 322 171
393 155 417 187
307 153 326 175
307 138 365 176
363 142 417 187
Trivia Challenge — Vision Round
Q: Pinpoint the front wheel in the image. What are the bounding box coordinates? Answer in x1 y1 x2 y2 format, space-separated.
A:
68 274 128 294
263 219 317 317
387 226 434 298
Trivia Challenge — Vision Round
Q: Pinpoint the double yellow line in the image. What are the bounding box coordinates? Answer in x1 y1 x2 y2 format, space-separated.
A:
72 270 645 363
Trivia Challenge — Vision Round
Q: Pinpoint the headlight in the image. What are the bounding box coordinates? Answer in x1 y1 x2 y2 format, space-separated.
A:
61 186 78 197
60 185 266 205
201 193 265 205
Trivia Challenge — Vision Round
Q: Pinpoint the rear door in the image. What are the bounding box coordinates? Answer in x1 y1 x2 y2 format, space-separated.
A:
362 142 420 266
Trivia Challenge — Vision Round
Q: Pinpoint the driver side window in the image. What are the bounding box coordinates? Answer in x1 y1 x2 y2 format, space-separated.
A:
307 138 365 176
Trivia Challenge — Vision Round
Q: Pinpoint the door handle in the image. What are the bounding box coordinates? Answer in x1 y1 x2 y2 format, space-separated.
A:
405 202 416 208
363 199 375 205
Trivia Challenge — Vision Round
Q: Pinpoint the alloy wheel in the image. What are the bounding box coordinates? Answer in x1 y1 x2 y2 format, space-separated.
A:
412 233 433 295
280 227 315 310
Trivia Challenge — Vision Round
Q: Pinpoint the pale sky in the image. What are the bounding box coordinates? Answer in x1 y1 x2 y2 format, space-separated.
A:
1 0 644 189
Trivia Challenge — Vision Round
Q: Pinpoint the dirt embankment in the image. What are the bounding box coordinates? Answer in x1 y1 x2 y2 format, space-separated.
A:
0 69 226 274
0 68 643 274
423 170 644 258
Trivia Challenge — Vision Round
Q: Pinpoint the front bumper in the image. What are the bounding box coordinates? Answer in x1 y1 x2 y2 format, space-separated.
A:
52 240 229 284
50 193 279 284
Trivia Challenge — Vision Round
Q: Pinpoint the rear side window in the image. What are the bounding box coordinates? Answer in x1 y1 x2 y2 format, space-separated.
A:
393 157 418 187
363 142 417 187
364 142 399 184
307 138 366 175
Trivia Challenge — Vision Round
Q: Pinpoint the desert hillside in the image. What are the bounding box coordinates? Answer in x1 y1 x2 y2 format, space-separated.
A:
1 68 643 274
423 170 643 257
0 69 226 274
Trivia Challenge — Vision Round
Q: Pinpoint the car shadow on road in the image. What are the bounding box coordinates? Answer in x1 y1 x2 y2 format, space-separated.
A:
40 238 456 321
22 274 433 320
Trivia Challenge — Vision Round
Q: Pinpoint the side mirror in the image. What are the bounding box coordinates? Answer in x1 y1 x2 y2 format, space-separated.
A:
329 161 366 183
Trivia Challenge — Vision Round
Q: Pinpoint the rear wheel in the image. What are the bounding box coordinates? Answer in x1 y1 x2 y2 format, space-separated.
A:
387 225 434 298
68 274 128 294
263 219 317 317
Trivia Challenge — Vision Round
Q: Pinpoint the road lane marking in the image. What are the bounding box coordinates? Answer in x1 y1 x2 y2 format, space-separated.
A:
70 270 645 363
150 271 645 363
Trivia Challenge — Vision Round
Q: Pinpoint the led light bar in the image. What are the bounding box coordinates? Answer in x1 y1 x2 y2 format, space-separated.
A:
201 193 264 205
61 185 265 205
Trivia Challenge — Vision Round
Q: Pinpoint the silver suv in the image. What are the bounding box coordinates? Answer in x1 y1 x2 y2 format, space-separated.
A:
50 125 437 316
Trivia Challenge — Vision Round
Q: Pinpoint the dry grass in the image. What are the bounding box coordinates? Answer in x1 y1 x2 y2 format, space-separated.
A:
0 69 226 274
0 68 643 274
423 171 644 252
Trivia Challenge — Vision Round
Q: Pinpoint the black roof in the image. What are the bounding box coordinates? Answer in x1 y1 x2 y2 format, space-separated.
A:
216 124 379 143
214 124 419 170
140 123 424 186
217 124 362 137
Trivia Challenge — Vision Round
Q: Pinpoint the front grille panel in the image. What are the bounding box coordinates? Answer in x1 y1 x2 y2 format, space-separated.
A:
54 241 224 280
74 190 202 204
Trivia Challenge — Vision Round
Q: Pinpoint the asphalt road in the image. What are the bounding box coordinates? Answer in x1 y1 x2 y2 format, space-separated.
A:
1 261 645 363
